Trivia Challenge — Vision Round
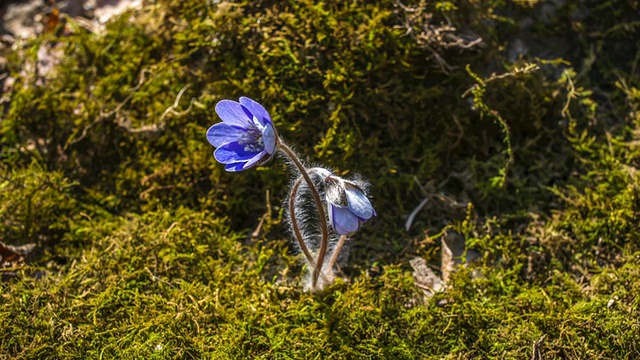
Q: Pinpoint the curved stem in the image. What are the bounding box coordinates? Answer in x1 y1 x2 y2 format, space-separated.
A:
327 235 348 271
289 175 329 285
278 142 329 289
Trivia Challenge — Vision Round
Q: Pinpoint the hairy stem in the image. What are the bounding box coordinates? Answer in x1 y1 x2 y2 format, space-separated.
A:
278 142 329 289
327 234 348 271
289 175 330 285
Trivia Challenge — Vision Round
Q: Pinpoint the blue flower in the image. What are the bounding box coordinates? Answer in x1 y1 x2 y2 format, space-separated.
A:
206 97 278 172
324 175 376 235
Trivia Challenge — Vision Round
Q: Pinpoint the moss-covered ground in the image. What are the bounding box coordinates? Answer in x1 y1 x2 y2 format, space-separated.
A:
1 0 640 358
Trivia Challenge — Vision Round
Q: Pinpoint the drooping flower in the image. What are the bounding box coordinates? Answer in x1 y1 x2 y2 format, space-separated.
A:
206 97 278 172
324 174 376 235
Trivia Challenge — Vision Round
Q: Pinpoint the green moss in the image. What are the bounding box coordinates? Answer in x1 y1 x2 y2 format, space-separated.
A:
1 0 640 357
0 162 77 247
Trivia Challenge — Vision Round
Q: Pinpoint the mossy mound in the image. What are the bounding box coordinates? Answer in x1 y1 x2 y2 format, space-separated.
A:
1 0 640 358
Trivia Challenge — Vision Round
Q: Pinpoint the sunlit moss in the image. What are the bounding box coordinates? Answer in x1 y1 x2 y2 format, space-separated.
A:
1 0 640 357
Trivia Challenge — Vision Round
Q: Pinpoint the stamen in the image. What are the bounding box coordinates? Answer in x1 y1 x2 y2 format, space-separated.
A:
237 126 265 153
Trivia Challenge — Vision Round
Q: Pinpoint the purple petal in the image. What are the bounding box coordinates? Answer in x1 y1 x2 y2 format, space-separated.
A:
262 123 276 154
215 100 253 128
206 123 244 148
224 162 247 172
331 205 360 235
239 97 271 126
214 142 259 164
345 186 374 220
242 150 268 169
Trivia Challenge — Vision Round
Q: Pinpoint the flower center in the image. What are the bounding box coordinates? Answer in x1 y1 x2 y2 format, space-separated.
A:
237 122 265 153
